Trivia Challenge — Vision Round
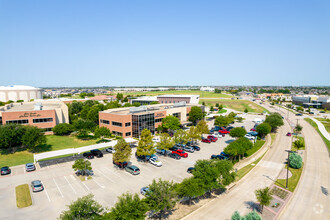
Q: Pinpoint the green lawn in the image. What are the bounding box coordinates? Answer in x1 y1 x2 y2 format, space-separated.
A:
245 140 266 157
315 117 330 133
304 118 330 154
236 153 265 181
200 99 269 113
0 135 99 167
291 136 305 151
270 133 276 145
123 90 232 98
275 164 303 192
218 109 227 114
16 184 32 208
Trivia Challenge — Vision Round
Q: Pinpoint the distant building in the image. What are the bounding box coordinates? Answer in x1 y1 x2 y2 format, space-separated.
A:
292 95 329 109
89 95 115 102
157 95 200 104
200 86 215 92
0 85 42 102
0 101 69 133
130 96 158 105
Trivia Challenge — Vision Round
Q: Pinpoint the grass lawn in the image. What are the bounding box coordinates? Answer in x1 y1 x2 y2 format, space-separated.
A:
16 184 32 208
270 133 276 145
245 140 266 157
218 109 227 114
122 90 232 98
291 136 305 151
0 135 99 167
304 118 330 154
275 164 303 192
315 117 330 133
236 152 265 181
200 99 269 113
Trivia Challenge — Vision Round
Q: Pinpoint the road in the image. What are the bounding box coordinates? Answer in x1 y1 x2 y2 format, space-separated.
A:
183 105 292 219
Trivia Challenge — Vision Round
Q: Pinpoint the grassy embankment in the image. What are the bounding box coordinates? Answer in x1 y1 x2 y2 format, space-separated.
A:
200 99 269 114
275 164 303 192
236 153 265 181
304 118 330 153
0 135 99 167
16 184 32 208
315 117 330 133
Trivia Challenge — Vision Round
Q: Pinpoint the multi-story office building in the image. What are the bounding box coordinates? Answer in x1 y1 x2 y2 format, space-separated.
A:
99 102 204 138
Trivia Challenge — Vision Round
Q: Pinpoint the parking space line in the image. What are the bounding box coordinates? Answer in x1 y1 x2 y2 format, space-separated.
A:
53 178 64 198
81 181 90 191
64 176 77 195
93 178 105 189
103 167 123 179
70 175 88 193
43 186 51 202
23 167 25 173
94 168 115 183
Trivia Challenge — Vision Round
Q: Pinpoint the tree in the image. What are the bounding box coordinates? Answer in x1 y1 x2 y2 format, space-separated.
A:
196 120 209 134
215 115 230 127
215 103 219 107
72 159 92 171
293 139 305 151
132 102 141 107
136 129 155 156
229 127 247 138
256 123 272 138
0 124 25 149
244 108 248 113
213 160 236 186
162 115 181 131
87 106 100 124
175 177 204 205
173 129 189 144
255 187 273 213
157 133 174 150
264 113 284 130
104 193 149 220
145 179 177 219
188 106 204 125
289 152 302 169
244 211 262 220
192 160 221 194
80 105 91 119
52 123 74 136
113 139 132 162
21 126 47 152
73 119 96 136
187 126 201 142
94 127 111 139
218 104 223 110
210 106 214 111
224 137 253 160
295 124 303 134
116 93 124 101
79 92 87 99
231 211 242 220
59 194 103 220
202 101 205 106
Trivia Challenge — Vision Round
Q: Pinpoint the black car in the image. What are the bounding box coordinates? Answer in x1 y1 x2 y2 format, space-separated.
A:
169 146 179 151
296 113 302 116
113 161 128 169
211 155 228 160
187 167 195 173
168 153 181 160
191 145 200 151
83 152 94 159
1 166 11 175
91 149 103 158
226 126 234 131
75 169 94 176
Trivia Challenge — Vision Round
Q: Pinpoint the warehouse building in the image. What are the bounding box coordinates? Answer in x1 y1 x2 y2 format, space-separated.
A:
130 94 200 105
0 85 43 102
99 102 204 138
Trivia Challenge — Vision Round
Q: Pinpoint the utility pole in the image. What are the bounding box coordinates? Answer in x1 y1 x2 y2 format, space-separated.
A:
285 150 294 188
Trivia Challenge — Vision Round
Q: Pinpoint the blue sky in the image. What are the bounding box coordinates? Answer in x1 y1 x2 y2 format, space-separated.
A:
0 0 329 87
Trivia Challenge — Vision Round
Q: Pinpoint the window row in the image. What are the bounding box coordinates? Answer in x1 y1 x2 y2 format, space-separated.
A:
6 119 29 124
155 118 163 123
100 119 110 124
112 131 122 136
112 121 122 127
33 118 53 123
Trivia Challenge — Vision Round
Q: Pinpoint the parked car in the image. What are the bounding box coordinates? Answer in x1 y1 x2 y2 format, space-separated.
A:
286 132 292 136
169 146 179 151
172 149 188 158
182 146 195 153
75 169 94 176
250 128 256 131
125 165 140 175
296 113 303 116
218 129 230 134
187 167 195 173
320 111 325 113
211 155 228 160
149 158 162 167
91 149 103 158
113 161 128 169
202 138 211 143
83 152 94 159
244 134 255 140
309 112 314 115
156 148 167 155
25 163 36 172
0 166 11 175
31 180 44 192
191 145 200 151
207 135 218 142
226 126 235 131
140 187 150 196
106 147 116 153
248 131 258 136
220 152 229 158
168 153 181 160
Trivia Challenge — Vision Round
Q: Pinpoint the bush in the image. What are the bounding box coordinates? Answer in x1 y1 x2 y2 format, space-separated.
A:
53 123 74 136
289 153 302 169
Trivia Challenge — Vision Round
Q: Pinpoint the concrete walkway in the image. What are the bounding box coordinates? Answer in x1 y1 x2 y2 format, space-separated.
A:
310 117 330 140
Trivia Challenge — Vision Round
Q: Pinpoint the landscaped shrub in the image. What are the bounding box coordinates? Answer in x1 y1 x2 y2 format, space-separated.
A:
289 152 302 169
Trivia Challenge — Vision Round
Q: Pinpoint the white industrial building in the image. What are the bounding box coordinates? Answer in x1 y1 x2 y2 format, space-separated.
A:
0 85 42 102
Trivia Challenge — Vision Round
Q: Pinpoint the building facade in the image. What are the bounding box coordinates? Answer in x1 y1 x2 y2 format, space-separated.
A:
0 85 43 102
99 103 203 138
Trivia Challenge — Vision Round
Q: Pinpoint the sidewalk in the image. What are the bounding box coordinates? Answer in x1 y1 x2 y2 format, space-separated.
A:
310 117 330 140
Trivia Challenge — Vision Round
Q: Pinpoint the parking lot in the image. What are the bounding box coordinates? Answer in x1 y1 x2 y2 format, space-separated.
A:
0 115 263 220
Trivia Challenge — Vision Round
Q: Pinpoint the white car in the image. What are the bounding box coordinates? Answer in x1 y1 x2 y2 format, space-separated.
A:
106 147 116 153
244 134 255 140
213 133 224 138
149 158 162 167
152 137 160 143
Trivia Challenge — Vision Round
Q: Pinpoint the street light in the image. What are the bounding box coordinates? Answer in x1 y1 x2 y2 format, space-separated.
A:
285 150 294 188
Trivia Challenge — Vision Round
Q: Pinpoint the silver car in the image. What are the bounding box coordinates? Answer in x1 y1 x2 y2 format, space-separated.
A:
25 163 36 172
31 180 44 192
106 147 116 153
125 165 140 175
140 187 150 196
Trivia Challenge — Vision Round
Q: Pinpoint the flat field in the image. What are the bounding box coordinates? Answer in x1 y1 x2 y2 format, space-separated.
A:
122 90 232 98
200 99 269 113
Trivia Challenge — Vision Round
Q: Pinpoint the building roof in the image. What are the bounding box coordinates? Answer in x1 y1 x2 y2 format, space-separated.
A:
157 94 199 98
0 85 41 91
0 102 65 115
131 96 158 101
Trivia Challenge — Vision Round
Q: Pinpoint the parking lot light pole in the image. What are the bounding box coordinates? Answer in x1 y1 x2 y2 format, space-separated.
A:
285 150 294 188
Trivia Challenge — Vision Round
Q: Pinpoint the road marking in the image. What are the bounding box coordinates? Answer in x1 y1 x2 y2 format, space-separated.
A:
43 186 51 202
64 176 77 195
23 167 25 173
70 174 76 182
93 178 105 189
94 168 115 183
53 178 64 198
81 181 90 191
104 167 123 179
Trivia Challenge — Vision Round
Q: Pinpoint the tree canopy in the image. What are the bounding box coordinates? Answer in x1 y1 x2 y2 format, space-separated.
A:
173 129 189 144
188 106 204 124
137 129 155 156
72 159 92 171
94 126 111 139
215 115 230 127
161 115 181 131
187 126 201 142
264 113 284 130
289 152 303 169
175 177 204 205
157 133 174 150
113 139 132 163
196 120 209 134
53 123 74 136
255 187 273 213
21 126 47 152
256 122 272 138
229 127 247 138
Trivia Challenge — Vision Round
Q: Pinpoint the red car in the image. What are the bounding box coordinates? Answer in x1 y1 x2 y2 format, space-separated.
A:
207 135 218 142
218 129 230 134
172 149 188 158
286 132 292 136
201 138 211 143
250 128 256 131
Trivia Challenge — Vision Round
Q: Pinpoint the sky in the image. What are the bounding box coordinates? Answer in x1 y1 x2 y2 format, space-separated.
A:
0 0 329 87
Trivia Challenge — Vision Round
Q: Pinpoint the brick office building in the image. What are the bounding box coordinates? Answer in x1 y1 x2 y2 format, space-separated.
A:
0 101 69 133
99 103 204 138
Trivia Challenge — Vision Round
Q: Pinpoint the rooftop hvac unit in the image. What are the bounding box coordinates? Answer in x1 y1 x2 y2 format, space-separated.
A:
129 106 148 113
173 101 186 107
34 103 43 110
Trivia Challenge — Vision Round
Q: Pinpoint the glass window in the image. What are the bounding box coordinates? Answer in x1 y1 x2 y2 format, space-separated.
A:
112 121 122 127
33 118 53 123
